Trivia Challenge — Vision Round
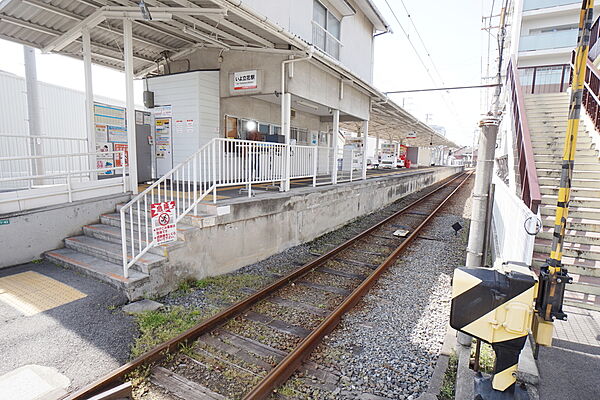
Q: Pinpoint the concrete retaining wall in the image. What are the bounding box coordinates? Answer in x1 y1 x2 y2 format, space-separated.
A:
152 167 463 292
0 193 130 268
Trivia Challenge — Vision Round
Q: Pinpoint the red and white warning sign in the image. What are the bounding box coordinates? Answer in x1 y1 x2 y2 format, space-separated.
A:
151 200 177 245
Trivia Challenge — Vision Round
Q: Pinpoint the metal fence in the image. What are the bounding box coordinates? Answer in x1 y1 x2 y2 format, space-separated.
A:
120 138 336 277
492 176 540 266
0 151 127 213
518 64 570 95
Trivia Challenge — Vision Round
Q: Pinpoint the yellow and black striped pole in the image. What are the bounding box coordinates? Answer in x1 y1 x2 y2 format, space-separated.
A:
537 0 594 330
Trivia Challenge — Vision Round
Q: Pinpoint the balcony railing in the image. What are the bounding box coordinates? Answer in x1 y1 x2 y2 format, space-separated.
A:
519 30 578 52
523 0 579 12
518 64 570 94
573 51 600 132
507 57 542 214
589 14 600 60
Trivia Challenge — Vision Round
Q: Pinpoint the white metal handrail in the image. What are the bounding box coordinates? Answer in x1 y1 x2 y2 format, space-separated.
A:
0 150 127 205
120 138 335 277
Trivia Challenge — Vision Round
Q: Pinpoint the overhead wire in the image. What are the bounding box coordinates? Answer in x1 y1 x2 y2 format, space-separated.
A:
382 0 469 131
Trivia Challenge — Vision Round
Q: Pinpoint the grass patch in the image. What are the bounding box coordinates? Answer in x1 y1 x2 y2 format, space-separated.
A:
471 340 495 374
130 306 213 358
438 352 458 400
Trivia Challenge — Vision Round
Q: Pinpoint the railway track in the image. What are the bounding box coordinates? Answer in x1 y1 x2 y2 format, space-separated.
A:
68 171 472 400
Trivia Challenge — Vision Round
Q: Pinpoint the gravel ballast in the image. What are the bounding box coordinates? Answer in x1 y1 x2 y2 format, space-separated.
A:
133 173 473 400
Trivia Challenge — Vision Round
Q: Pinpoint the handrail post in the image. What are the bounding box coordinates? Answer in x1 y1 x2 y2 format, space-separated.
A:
212 139 217 203
313 145 318 187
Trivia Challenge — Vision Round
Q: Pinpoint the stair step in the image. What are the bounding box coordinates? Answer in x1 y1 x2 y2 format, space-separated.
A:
64 235 165 274
541 214 600 232
538 226 600 245
535 162 600 172
100 213 196 239
541 204 600 219
540 186 600 198
536 169 600 179
530 135 592 142
541 194 600 208
82 223 178 256
538 177 600 189
532 251 600 277
45 248 149 289
535 154 598 162
534 238 600 261
534 149 598 157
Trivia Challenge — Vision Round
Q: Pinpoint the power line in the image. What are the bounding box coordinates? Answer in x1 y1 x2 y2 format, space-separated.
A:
382 0 438 86
398 0 446 86
385 83 501 94
382 0 469 130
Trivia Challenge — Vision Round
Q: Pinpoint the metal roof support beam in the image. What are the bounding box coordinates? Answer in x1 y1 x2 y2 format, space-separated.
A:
169 0 273 47
112 0 245 46
22 0 173 50
43 10 105 52
0 15 151 62
44 6 227 53
123 18 138 194
182 26 230 49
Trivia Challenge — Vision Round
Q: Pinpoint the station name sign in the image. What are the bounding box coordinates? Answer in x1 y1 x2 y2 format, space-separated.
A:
233 70 258 91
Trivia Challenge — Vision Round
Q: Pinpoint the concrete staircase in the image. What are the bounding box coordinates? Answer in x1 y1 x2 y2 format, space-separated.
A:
45 200 221 300
526 92 600 311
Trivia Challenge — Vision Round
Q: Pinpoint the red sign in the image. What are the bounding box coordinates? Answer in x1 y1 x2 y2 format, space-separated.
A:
151 201 177 245
114 143 128 167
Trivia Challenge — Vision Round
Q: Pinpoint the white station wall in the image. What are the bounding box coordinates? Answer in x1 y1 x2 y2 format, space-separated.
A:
147 71 220 167
0 70 126 138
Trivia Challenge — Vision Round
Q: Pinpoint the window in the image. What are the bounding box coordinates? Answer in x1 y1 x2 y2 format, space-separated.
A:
312 1 341 59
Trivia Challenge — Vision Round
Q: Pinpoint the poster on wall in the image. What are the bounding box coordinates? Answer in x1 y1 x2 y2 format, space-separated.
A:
95 124 108 142
154 105 172 118
114 143 128 167
94 103 125 125
96 142 114 175
186 119 194 134
108 125 127 143
175 120 183 134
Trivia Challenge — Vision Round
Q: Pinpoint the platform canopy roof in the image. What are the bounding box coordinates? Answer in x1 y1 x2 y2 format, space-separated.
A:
0 0 456 148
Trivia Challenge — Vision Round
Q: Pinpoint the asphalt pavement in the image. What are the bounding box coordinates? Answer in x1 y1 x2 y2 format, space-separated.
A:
0 261 137 393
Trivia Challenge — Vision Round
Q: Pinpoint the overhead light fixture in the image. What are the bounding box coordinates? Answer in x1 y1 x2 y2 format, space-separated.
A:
296 100 319 111
139 0 152 21
246 120 257 131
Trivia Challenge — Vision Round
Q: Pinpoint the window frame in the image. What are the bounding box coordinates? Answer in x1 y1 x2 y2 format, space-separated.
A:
312 0 343 59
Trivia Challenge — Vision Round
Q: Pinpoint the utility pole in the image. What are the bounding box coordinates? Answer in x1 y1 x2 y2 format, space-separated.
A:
24 46 44 185
459 1 508 347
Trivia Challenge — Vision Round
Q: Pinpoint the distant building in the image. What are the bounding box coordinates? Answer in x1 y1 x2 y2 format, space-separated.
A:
429 125 446 137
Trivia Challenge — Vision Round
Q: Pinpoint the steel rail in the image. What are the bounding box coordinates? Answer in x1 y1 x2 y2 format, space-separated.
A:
66 171 469 400
244 171 472 399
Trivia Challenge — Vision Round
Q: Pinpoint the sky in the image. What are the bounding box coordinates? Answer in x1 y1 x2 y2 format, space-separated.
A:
372 0 493 146
0 0 497 146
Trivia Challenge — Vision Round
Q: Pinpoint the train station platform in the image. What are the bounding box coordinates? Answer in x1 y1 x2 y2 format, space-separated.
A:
42 165 463 300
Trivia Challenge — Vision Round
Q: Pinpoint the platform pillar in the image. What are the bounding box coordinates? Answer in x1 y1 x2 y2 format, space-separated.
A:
123 18 138 194
283 93 292 191
82 28 96 180
331 109 339 185
361 120 368 180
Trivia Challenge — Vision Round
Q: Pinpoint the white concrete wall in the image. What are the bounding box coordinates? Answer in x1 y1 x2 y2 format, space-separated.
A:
162 167 464 288
0 193 130 268
0 70 128 138
147 71 220 166
239 0 375 83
